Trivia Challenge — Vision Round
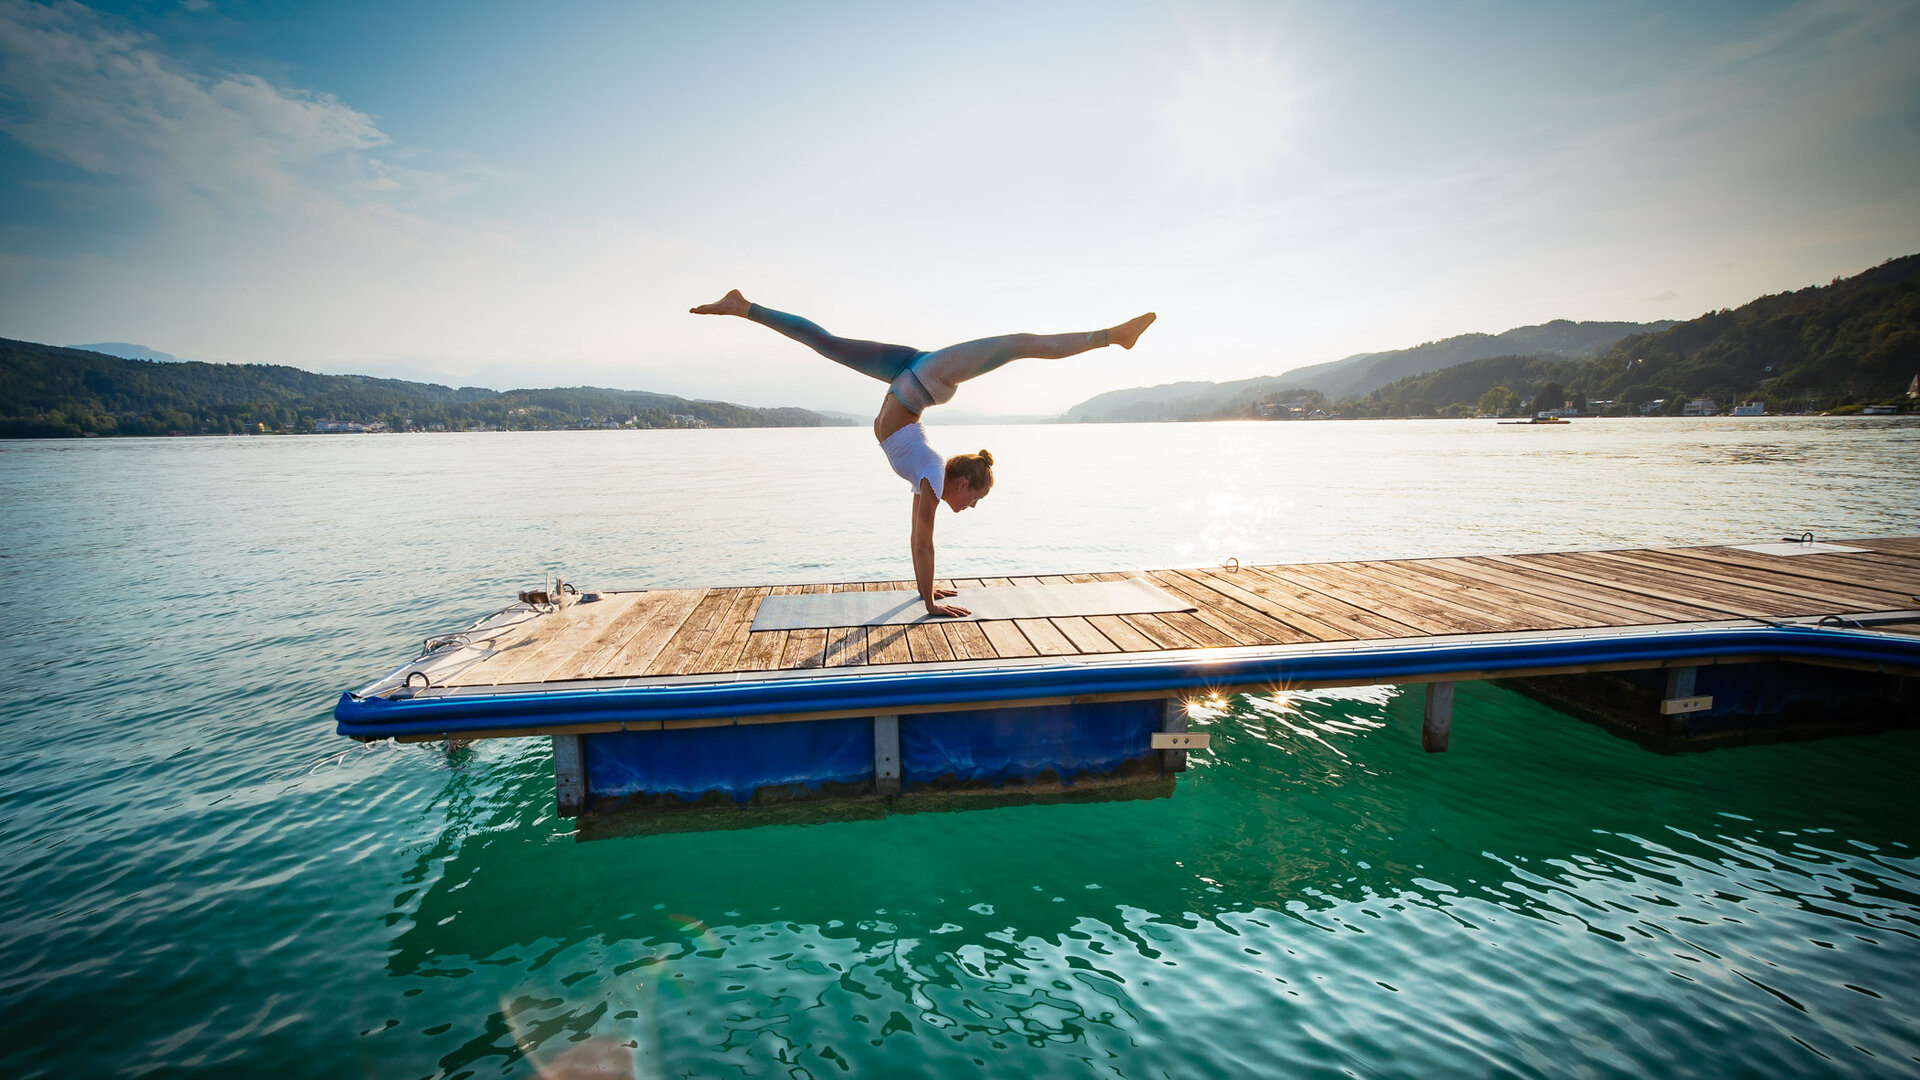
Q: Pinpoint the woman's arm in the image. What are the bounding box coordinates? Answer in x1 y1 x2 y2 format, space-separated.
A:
911 480 968 617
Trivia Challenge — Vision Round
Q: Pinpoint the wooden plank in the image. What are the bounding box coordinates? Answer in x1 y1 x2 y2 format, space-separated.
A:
1286 560 1509 634
731 584 796 673
905 622 956 663
687 587 770 674
1454 555 1727 622
1147 569 1318 645
781 627 829 668
1236 565 1436 639
1855 537 1920 558
1205 566 1414 641
1542 551 1837 618
542 592 694 681
1682 545 1920 587
645 588 736 676
441 625 557 687
978 620 1039 657
1016 617 1080 656
1085 614 1160 652
1068 573 1176 647
1156 610 1239 648
1482 554 1753 619
735 630 787 672
1578 549 1877 608
1084 571 1212 649
589 588 709 678
943 619 996 660
823 626 869 667
1051 616 1121 653
481 593 649 684
1620 545 1920 607
867 623 916 665
1403 556 1710 625
1165 567 1336 639
1335 558 1586 632
1119 612 1201 650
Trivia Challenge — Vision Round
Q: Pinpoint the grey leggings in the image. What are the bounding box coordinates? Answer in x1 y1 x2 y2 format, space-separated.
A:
746 304 1109 413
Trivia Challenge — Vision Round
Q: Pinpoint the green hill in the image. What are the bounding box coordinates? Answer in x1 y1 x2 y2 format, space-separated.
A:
0 339 852 437
1345 254 1920 417
1063 318 1668 422
1574 255 1920 411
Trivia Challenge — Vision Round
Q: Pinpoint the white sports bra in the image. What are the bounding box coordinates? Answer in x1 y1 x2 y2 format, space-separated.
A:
879 422 944 498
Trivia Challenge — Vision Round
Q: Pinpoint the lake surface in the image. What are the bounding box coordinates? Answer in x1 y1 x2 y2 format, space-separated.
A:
2 417 1918 1078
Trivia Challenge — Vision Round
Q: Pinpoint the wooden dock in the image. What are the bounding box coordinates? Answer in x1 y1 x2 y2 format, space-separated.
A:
337 536 1920 819
423 536 1920 693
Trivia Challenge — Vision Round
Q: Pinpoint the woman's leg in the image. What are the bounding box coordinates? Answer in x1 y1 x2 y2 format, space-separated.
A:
904 313 1155 407
690 290 921 384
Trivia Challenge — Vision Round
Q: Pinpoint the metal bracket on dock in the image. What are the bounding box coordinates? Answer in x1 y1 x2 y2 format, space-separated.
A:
1423 682 1454 753
1152 732 1210 750
553 734 585 817
1660 667 1713 715
1160 699 1192 772
873 715 901 795
1661 695 1714 715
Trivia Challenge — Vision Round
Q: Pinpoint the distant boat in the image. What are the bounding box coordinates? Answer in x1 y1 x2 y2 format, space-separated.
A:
1498 413 1570 425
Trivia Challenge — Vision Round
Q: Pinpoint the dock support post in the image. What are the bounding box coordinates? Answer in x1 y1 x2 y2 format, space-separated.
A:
1660 665 1715 719
1162 698 1190 773
553 734 585 817
1666 667 1697 699
1423 682 1454 753
873 715 900 795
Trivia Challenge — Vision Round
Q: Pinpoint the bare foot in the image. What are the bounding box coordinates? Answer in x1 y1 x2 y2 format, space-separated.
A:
690 289 751 317
1108 312 1156 349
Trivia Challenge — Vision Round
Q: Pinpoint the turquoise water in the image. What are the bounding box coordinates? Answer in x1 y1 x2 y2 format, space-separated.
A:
3 418 1918 1078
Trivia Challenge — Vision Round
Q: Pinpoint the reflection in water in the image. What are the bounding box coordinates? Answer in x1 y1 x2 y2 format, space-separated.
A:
368 685 1920 1079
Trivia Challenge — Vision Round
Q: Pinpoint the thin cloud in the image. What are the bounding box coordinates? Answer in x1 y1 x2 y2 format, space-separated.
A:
0 0 410 210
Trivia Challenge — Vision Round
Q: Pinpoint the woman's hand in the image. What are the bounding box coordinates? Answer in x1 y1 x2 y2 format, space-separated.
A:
932 587 958 600
925 600 971 618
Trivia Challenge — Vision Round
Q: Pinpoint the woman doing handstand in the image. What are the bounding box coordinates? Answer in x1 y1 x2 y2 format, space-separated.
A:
691 290 1155 617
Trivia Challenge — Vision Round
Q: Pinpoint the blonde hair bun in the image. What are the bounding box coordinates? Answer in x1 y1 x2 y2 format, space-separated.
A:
944 448 996 492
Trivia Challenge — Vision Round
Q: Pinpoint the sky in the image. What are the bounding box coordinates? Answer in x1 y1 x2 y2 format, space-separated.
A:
2 0 1917 416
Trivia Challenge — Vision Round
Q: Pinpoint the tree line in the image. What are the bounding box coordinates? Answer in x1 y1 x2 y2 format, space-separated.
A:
0 340 852 438
1279 254 1920 419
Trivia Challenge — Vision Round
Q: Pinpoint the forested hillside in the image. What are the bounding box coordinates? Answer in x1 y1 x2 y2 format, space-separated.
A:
1064 318 1666 422
1575 255 1919 410
1342 255 1920 417
0 340 849 437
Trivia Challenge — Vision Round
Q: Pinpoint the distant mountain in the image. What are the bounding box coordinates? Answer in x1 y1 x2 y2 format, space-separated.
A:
1278 319 1675 400
0 339 856 437
1346 254 1920 417
1063 319 1670 422
67 342 186 362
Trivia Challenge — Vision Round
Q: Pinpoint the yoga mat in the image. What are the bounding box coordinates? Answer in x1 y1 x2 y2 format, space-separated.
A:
750 579 1195 632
